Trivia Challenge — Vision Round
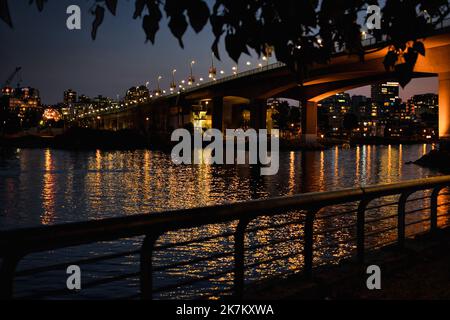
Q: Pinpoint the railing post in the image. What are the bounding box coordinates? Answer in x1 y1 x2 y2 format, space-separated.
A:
357 199 370 263
140 232 162 300
304 209 317 278
430 187 443 233
234 218 250 298
0 254 21 299
398 192 412 248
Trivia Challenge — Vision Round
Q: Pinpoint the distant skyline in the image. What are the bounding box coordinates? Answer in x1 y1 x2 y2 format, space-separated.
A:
0 1 438 105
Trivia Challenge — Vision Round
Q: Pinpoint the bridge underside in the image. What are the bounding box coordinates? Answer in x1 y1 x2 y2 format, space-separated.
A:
83 32 450 143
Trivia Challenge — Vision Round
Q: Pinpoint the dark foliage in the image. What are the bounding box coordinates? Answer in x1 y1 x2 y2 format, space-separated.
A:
1 0 449 86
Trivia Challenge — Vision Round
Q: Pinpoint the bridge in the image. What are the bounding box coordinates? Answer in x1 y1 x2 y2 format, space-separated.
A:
75 18 450 143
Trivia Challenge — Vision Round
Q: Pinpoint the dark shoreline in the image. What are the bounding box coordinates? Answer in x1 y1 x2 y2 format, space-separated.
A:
0 128 440 152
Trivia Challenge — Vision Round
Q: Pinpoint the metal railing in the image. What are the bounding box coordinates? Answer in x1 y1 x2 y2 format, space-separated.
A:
1 175 450 299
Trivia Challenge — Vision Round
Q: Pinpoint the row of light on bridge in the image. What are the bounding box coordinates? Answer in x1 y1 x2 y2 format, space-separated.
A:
151 55 272 97
76 55 274 119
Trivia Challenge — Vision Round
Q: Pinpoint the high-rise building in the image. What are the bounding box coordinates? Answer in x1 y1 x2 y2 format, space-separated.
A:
371 81 400 106
64 89 77 105
371 81 401 121
125 86 150 104
351 95 374 119
408 93 438 116
7 87 41 109
318 92 352 136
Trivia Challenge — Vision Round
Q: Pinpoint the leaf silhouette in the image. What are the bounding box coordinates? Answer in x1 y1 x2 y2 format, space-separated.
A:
35 0 46 12
105 0 117 16
187 0 209 33
0 0 12 27
413 41 425 56
383 50 398 71
225 32 249 62
168 14 188 48
133 0 146 19
142 5 162 44
91 5 105 40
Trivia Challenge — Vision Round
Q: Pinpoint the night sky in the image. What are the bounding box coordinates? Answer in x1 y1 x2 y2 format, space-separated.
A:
0 1 438 105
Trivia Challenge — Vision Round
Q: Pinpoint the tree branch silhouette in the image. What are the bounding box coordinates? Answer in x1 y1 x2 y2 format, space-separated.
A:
1 0 449 87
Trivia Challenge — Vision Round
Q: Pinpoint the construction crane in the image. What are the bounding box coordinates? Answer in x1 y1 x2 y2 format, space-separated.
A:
2 66 22 89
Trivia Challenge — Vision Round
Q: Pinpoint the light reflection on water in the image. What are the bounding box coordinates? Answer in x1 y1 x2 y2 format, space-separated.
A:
0 144 448 299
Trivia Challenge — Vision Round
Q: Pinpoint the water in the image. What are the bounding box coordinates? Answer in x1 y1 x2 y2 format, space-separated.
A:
0 144 447 299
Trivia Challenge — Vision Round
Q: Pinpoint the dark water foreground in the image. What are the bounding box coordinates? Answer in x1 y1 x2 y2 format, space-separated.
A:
0 143 445 299
246 228 450 299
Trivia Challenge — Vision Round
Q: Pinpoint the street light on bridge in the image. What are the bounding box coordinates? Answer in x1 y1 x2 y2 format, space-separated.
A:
188 60 196 85
170 69 177 92
155 75 163 96
208 52 217 79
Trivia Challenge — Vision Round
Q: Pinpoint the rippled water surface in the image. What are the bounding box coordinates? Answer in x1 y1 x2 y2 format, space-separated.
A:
0 144 448 299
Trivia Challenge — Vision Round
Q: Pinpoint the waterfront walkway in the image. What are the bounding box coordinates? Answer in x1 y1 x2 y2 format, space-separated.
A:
245 228 450 300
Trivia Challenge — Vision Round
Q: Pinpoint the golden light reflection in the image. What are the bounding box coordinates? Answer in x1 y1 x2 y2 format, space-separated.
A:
387 145 392 179
334 146 339 178
41 149 56 225
319 150 325 190
288 152 295 193
355 146 360 182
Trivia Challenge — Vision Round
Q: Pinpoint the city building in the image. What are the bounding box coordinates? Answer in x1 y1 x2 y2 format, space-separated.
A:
125 86 150 104
371 81 401 121
408 93 438 116
318 92 352 137
63 89 77 105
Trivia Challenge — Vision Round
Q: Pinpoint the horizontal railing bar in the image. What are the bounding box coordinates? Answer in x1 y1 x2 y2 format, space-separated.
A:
366 201 399 211
152 269 233 294
246 218 306 233
365 213 398 224
405 206 431 215
437 201 450 208
366 240 397 251
365 226 398 238
155 218 306 251
244 251 301 270
406 195 431 202
153 251 234 272
316 209 358 220
315 222 356 235
15 249 140 277
17 271 140 299
246 235 303 252
405 218 431 227
155 231 235 251
2 176 450 255
313 238 357 251
437 213 450 218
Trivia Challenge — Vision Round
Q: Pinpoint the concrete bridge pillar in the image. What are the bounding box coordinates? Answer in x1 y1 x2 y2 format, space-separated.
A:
250 99 267 130
439 72 450 140
302 100 318 143
212 96 224 131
